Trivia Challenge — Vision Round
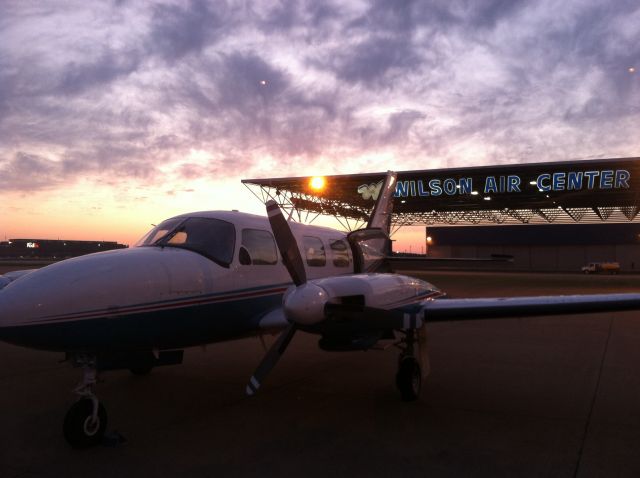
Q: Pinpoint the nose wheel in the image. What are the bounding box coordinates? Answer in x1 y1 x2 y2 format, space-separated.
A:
64 398 107 448
64 354 108 448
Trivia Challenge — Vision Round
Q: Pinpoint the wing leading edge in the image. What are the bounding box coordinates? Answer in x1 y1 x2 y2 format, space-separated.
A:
420 293 640 322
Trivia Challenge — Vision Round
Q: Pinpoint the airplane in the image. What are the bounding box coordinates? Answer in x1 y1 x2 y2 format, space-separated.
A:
2 171 640 449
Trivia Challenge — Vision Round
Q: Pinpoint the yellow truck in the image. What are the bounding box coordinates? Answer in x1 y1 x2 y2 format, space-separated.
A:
581 262 620 274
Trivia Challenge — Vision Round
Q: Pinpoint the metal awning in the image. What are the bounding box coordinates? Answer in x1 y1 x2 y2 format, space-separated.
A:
242 157 640 230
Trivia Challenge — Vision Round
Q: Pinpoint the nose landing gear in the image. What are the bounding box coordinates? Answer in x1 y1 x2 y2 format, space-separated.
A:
63 354 107 448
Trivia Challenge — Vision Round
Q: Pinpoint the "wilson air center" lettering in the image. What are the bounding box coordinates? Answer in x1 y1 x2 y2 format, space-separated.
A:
393 169 631 198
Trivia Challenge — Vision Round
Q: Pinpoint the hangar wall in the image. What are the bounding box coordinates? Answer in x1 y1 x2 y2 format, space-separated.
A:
426 224 640 272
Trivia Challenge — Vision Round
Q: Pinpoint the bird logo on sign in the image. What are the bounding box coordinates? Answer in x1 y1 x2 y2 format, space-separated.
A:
357 181 384 201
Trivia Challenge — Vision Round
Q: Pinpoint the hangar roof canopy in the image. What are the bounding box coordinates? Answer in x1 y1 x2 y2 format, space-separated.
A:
242 157 640 229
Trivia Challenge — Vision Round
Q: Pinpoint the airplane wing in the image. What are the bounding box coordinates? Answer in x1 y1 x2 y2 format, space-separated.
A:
420 293 640 322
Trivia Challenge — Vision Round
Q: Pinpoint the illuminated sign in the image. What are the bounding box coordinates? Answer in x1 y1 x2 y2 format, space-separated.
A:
26 242 39 248
357 181 383 200
357 169 631 200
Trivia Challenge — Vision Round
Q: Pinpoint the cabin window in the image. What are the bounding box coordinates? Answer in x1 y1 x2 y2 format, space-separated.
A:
329 239 350 267
149 217 236 268
240 229 278 265
303 236 326 267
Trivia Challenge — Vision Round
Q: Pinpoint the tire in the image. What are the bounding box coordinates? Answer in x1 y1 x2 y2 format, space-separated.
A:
395 357 421 402
63 398 107 448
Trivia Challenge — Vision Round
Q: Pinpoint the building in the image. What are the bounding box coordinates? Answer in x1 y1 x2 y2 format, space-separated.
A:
243 157 640 272
426 223 640 272
0 239 127 260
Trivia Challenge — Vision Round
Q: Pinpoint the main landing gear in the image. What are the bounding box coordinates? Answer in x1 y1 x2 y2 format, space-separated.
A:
394 328 429 401
64 354 107 448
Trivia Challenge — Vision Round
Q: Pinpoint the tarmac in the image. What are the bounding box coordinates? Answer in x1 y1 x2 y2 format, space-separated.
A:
2 270 640 477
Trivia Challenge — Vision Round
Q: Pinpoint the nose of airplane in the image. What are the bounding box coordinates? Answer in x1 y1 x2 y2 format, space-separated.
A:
0 247 214 348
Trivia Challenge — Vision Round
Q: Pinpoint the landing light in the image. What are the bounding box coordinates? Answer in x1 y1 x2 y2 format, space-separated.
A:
309 176 326 190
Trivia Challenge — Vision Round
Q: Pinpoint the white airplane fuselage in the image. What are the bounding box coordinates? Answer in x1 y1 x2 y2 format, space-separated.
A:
0 210 437 352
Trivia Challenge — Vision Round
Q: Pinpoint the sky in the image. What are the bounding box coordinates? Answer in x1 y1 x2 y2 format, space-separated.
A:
1 0 638 251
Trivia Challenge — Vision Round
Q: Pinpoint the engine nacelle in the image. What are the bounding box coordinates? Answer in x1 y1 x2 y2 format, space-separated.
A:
282 273 438 326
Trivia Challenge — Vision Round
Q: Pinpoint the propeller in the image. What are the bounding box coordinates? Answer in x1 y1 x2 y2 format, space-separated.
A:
246 201 310 396
266 200 306 286
245 323 297 396
246 199 428 396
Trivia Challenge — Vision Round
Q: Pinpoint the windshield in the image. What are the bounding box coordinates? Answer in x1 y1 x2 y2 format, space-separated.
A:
135 218 185 247
136 217 236 267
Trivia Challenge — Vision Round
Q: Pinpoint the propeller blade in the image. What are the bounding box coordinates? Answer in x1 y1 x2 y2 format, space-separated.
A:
324 303 424 330
266 200 307 286
246 324 297 396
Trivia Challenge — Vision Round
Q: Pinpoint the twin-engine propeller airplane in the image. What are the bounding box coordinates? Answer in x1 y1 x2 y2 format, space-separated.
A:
2 172 640 448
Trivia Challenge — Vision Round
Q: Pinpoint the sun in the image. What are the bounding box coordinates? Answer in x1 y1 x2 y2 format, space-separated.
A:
309 176 326 191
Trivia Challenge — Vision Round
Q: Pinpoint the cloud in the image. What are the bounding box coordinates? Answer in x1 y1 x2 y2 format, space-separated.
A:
0 0 638 197
148 0 227 61
0 152 66 191
331 35 421 85
57 51 141 95
384 110 426 142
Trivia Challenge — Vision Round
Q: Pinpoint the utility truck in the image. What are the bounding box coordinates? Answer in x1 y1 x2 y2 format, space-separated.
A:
581 262 620 274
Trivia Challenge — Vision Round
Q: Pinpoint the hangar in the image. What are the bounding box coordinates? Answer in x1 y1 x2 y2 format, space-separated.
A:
0 239 127 259
243 157 640 272
424 223 640 272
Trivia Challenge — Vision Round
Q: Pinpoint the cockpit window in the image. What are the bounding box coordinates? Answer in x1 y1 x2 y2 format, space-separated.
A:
135 218 184 247
137 217 236 267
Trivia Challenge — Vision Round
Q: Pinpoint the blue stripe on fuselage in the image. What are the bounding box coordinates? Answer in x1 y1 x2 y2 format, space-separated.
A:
30 281 293 324
0 291 285 352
